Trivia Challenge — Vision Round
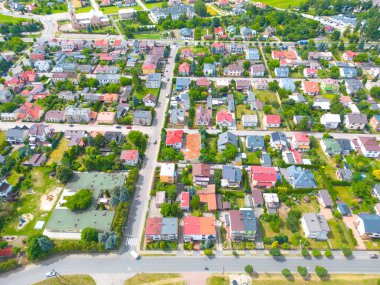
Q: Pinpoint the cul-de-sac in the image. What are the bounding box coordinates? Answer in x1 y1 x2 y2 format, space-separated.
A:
0 0 379 284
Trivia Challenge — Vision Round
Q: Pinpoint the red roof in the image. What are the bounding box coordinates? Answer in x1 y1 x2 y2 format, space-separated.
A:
303 81 319 93
216 111 233 123
95 39 108 47
166 130 184 145
345 50 358 59
183 216 215 235
212 42 225 49
178 62 190 73
196 77 211 87
120 150 138 161
145 217 162 235
0 247 13 257
294 133 310 143
99 53 113 61
359 137 380 152
265 115 281 125
251 166 277 183
272 50 297 60
20 70 37 82
113 39 121 46
30 53 44 61
214 26 224 34
181 49 194 57
305 68 318 75
181 192 190 208
18 102 43 120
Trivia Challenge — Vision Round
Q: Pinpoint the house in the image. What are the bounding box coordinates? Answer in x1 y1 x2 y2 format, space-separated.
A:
240 27 256 39
304 68 318 78
216 111 234 127
155 191 166 208
24 153 47 167
322 79 339 93
229 209 257 241
120 150 139 166
245 48 260 60
176 78 191 91
65 106 91 123
344 113 367 130
318 190 333 208
242 115 258 128
340 67 357 78
222 166 242 188
183 216 216 242
197 184 217 211
261 153 272 166
145 217 178 241
6 126 29 144
355 214 380 239
214 26 225 36
195 105 212 126
28 124 52 148
169 108 185 125
254 79 268 90
270 132 288 150
375 203 380 215
160 163 176 184
180 93 190 110
34 60 50 72
320 138 342 156
301 213 330 240
370 115 380 131
0 89 13 104
252 190 264 207
356 136 380 158
146 73 162 89
291 133 310 152
343 50 358 61
180 48 194 59
274 67 289 77
178 62 190 76
250 64 265 77
165 130 184 149
18 103 43 122
308 52 332 61
104 131 123 144
0 178 13 198
246 135 265 151
217 132 237 150
192 164 211 186
226 94 235 113
293 116 312 127
119 8 136 19
180 192 190 211
345 79 364 95
312 98 330 110
143 94 157 107
224 63 244 77
284 166 317 189
251 166 277 189
264 115 281 128
337 202 351 216
133 110 152 126
211 42 225 54
179 28 193 40
97 112 115 124
320 113 341 129
279 78 295 92
263 193 279 214
236 80 251 91
336 169 352 182
96 74 120 85
302 81 320 95
65 130 85 147
203 63 216 76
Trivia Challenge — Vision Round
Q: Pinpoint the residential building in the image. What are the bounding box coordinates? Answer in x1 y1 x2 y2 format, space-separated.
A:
312 98 330 110
192 164 211 186
24 153 47 167
145 217 178 241
250 64 265 77
270 132 288 150
155 191 166 208
252 190 264 207
68 2 110 29
320 138 342 156
318 190 333 208
291 133 310 152
304 68 318 78
0 178 13 198
6 126 29 144
176 78 191 91
143 94 157 108
337 202 351 216
165 130 184 149
320 113 341 129
65 106 91 123
344 113 367 130
301 213 330 240
246 135 265 151
203 63 216 76
274 67 289 77
151 4 195 22
178 62 190 76
169 108 185 126
263 193 279 214
302 81 320 95
217 131 237 151
264 115 281 128
355 214 380 239
97 112 115 125
229 209 257 241
28 124 52 148
322 78 339 93
160 164 176 183
356 136 380 158
183 216 216 242
370 115 380 131
284 166 317 189
222 166 242 188
242 115 258 128
279 78 295 92
343 50 358 61
180 192 190 211
336 169 352 182
133 110 152 126
120 150 139 166
245 48 260 60
45 110 65 123
251 166 277 189
216 111 234 127
345 79 364 95
340 67 357 78
96 74 120 85
146 73 162 89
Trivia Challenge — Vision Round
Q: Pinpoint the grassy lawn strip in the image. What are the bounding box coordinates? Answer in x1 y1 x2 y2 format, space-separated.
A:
207 274 230 285
33 274 96 285
124 273 184 285
75 6 92 13
100 6 120 14
134 32 162 39
257 0 304 9
145 2 163 9
0 15 30 24
206 5 219 16
47 138 67 165
328 219 356 249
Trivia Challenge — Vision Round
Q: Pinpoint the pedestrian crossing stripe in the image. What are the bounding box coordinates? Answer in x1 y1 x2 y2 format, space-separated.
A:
126 237 138 246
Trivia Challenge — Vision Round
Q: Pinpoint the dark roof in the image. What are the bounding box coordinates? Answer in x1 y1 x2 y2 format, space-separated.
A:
337 202 351 216
252 190 264 204
358 214 380 234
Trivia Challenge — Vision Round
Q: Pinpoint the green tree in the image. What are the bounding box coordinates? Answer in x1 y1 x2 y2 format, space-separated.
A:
244 265 254 274
325 249 333 258
222 144 239 162
282 268 291 277
286 209 302 233
26 234 54 260
194 0 207 17
65 189 93 211
81 227 98 242
269 247 281 256
315 266 328 278
297 266 308 277
190 194 200 210
56 165 73 183
312 249 322 258
342 247 352 257
204 248 212 256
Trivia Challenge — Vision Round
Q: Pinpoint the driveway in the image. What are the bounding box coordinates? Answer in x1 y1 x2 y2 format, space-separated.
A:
320 208 334 220
343 215 366 250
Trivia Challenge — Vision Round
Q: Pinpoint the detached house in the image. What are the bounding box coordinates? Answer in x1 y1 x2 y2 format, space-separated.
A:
133 110 152 126
356 137 380 158
304 68 318 78
0 178 13 198
146 73 162 89
344 113 367 130
120 150 139 166
320 138 342 156
270 132 288 150
264 115 281 128
222 166 242 188
145 217 178 241
195 105 212 126
183 216 216 242
291 133 310 152
192 163 211 186
250 166 277 188
283 166 317 189
165 130 184 149
370 115 380 131
217 131 237 150
160 163 176 184
302 81 320 95
6 126 29 144
320 113 341 129
224 63 243 77
246 135 265 151
356 214 380 239
211 42 225 54
301 213 330 240
343 50 358 61
203 63 216 76
216 111 234 127
229 209 257 241
178 62 190 76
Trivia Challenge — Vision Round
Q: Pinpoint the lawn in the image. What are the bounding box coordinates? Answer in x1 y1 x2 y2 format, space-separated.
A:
255 90 278 104
100 6 120 14
257 0 304 9
124 273 184 285
365 239 380 250
1 167 62 236
322 93 336 100
207 275 230 285
328 219 357 249
75 6 92 13
237 198 246 208
134 32 162 39
0 131 6 148
314 143 336 180
33 275 96 285
0 15 30 24
47 138 67 165
145 2 163 9
206 4 219 16
236 104 254 130
245 152 261 165
294 198 319 213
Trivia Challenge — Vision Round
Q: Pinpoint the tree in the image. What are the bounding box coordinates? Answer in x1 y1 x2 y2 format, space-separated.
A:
244 265 254 274
269 247 281 256
194 0 207 17
342 247 352 257
190 194 200 210
325 249 333 258
160 202 172 217
81 227 98 242
127 131 148 152
104 232 118 250
312 249 322 258
65 189 93 211
301 248 310 257
286 209 302 233
297 266 308 277
282 268 291 277
370 86 380 100
315 266 328 278
204 249 212 256
27 234 54 260
372 169 380 180
56 165 73 183
222 144 238 162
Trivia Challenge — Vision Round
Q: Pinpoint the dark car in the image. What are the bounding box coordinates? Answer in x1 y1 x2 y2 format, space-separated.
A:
126 126 132 129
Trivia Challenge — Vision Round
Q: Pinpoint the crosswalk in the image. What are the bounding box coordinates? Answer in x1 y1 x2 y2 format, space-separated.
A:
125 237 139 247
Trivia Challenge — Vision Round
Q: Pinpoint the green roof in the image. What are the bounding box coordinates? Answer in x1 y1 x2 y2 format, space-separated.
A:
46 209 114 232
66 172 126 194
323 138 342 155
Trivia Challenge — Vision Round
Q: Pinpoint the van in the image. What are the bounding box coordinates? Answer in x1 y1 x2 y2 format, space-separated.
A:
130 250 140 260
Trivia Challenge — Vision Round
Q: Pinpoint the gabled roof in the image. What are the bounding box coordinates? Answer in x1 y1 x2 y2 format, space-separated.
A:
222 166 242 182
120 150 138 161
357 214 380 234
166 130 184 145
192 163 211 177
251 166 277 183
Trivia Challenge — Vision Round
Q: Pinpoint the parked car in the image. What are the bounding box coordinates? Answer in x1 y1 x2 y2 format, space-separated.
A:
130 250 140 260
126 126 132 129
46 270 56 278
369 253 378 259
116 125 122 129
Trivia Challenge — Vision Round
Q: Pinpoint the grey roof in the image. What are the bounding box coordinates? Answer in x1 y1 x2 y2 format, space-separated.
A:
161 217 178 235
134 110 152 119
318 190 333 207
261 153 272 166
252 190 264 204
275 67 289 77
218 131 237 147
346 113 367 124
0 155 5 164
336 139 353 152
176 77 190 87
302 213 330 232
294 115 311 124
337 168 352 181
6 125 29 139
241 209 257 231
337 202 351 216
152 4 194 17
179 28 192 37
222 165 242 182
147 73 161 81
271 132 287 143
246 135 265 149
374 184 380 195
357 214 380 234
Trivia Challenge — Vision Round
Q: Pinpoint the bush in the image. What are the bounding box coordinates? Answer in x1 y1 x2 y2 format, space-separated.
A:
325 249 333 258
297 266 308 277
26 234 54 261
282 268 291 277
269 247 281 256
204 249 212 256
315 266 328 277
0 241 8 249
65 189 92 211
312 249 322 258
342 247 352 257
0 259 18 273
301 248 310 257
244 265 254 274
81 227 98 243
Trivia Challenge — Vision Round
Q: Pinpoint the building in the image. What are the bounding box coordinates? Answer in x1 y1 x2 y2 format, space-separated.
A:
320 138 342 156
146 73 162 89
279 78 295 92
68 1 109 30
28 124 52 148
45 110 65 123
355 214 380 239
198 184 217 212
160 164 176 183
229 209 257 241
97 112 115 125
337 202 351 216
145 217 178 241
119 8 136 19
264 115 281 128
370 115 380 131
178 62 190 76
345 79 364 95
151 4 195 22
291 133 310 152
250 166 277 188
222 166 242 188
133 110 152 126
242 114 258 128
344 113 367 130
165 130 184 149
302 81 320 95
274 67 289 77
270 132 288 151
217 132 237 151
120 150 139 166
283 166 317 189
318 190 333 208
65 106 91 123
192 164 211 186
336 168 352 182
263 193 279 214
195 105 212 126
252 190 264 207
216 111 234 127
246 135 265 151
320 113 341 129
301 213 330 240
180 191 190 211
0 178 13 198
6 126 29 144
183 216 216 242
356 137 380 158
143 94 157 108
245 48 260 60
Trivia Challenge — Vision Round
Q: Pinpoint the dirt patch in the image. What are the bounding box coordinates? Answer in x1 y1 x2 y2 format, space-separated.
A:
40 187 62 211
320 207 334 220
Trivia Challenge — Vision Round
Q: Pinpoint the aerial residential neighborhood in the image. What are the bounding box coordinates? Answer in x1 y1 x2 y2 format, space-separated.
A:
0 0 379 284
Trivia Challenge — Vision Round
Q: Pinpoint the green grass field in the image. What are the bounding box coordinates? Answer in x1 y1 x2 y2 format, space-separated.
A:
0 15 30 24
100 6 120 14
75 6 92 13
134 32 162 39
124 273 184 285
33 275 95 285
257 0 304 9
145 2 163 9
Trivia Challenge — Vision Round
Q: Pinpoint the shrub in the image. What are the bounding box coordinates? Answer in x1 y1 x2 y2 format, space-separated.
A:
65 189 92 211
269 247 281 256
325 249 333 258
312 249 322 258
297 266 308 277
81 227 98 243
204 249 212 256
282 268 291 277
315 266 328 277
301 248 310 257
0 259 18 273
26 234 54 261
342 247 352 257
244 265 254 274
0 241 8 249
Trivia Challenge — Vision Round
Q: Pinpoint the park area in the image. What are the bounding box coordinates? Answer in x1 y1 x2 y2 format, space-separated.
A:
257 0 304 9
0 15 30 24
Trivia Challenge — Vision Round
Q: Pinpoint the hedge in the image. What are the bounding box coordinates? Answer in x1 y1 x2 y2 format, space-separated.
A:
0 259 19 273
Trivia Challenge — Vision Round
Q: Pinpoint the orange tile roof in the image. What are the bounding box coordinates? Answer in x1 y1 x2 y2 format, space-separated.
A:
184 133 201 160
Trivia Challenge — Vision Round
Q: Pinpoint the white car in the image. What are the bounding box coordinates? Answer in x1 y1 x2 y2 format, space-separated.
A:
46 270 56 278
